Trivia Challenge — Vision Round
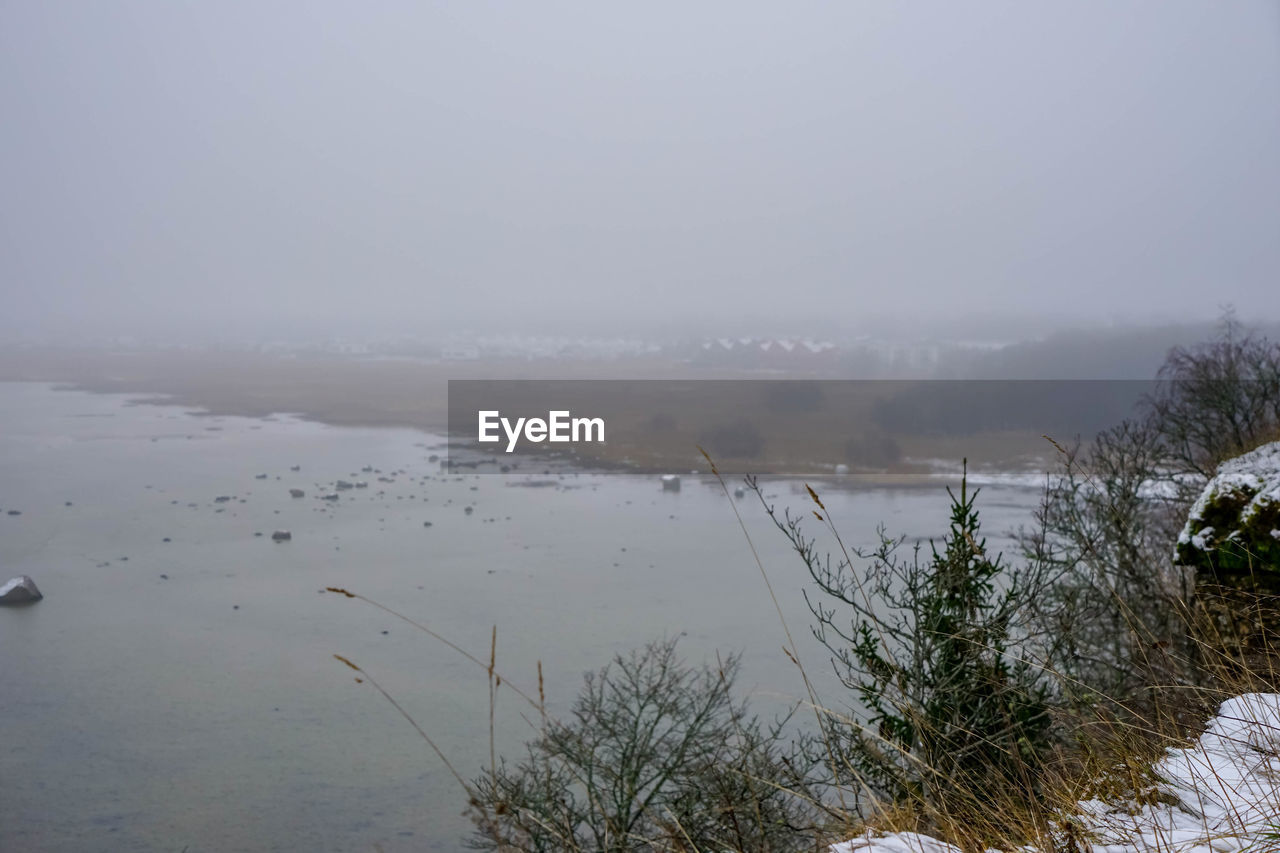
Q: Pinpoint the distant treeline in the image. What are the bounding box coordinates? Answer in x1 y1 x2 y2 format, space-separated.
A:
835 321 1280 380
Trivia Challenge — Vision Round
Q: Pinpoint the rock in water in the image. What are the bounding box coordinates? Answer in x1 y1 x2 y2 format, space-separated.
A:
289 488 305 498
0 575 43 605
272 530 292 542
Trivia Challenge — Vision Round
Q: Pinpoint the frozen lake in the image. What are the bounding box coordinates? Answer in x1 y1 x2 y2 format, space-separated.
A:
0 382 1045 851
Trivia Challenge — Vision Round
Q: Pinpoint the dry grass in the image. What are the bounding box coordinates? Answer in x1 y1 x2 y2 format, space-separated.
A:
322 578 1280 853
319 449 1280 853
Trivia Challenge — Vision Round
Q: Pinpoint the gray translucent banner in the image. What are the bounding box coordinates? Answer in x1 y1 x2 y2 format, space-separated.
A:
446 379 1161 477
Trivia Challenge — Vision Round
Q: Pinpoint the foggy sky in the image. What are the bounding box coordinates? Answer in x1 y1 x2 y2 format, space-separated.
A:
2 2 1278 342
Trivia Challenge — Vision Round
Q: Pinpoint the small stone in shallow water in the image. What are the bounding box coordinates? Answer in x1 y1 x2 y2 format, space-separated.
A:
0 575 42 605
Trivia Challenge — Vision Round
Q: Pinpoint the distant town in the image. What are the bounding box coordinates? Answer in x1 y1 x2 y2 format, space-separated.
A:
0 331 1018 378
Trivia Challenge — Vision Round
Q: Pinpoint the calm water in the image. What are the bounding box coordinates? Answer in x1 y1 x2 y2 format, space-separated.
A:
0 382 1043 852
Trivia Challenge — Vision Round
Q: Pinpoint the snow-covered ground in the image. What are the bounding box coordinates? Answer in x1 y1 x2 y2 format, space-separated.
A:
834 694 1280 853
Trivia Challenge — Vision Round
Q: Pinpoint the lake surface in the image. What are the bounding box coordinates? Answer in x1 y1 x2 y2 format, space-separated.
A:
0 382 1045 852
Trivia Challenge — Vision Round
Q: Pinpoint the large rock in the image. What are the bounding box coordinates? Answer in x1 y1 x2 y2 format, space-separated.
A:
0 575 43 605
1177 441 1280 589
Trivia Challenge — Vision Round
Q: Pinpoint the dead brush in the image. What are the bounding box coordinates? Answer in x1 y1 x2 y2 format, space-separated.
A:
322 320 1280 851
323 585 832 852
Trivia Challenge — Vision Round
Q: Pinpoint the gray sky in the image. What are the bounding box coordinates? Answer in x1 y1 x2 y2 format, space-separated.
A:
2 2 1278 341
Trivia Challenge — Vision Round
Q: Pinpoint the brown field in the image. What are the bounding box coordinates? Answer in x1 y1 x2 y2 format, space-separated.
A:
0 347 1066 478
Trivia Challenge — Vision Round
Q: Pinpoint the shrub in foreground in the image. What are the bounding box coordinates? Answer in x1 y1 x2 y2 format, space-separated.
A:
468 638 825 853
758 471 1057 842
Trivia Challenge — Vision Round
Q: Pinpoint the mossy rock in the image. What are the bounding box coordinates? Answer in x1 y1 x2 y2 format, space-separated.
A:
1191 582 1280 657
1177 442 1280 590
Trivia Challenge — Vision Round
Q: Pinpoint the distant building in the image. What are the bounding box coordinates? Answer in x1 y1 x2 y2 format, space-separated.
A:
692 337 839 369
441 344 480 361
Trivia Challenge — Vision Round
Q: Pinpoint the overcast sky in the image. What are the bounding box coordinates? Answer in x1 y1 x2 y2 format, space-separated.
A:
2 2 1277 341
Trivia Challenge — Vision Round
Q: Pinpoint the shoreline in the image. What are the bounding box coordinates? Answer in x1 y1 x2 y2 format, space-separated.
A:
0 347 1060 484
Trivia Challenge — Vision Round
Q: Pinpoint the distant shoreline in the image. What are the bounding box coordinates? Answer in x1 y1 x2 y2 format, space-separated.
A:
0 347 1061 482
0 347 769 428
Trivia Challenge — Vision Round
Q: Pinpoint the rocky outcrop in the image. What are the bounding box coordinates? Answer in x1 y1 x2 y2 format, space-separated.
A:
0 575 43 605
1177 441 1280 589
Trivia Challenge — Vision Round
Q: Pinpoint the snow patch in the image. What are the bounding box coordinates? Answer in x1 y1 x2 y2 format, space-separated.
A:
831 831 964 853
1075 693 1280 853
834 693 1280 853
1190 526 1215 551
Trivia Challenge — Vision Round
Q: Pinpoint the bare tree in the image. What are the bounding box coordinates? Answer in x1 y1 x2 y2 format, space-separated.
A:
469 638 825 853
1022 419 1191 699
1147 311 1280 480
1023 312 1280 697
